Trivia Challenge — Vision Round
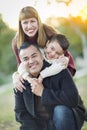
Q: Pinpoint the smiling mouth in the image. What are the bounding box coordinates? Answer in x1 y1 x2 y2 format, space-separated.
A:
30 64 37 70
28 30 34 34
29 29 34 32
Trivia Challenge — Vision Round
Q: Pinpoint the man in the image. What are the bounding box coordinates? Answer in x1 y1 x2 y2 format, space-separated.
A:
14 42 85 130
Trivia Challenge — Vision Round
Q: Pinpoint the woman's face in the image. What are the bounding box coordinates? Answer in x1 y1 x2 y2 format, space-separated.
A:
21 18 38 38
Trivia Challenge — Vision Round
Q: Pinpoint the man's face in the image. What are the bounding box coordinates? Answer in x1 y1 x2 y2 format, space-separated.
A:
19 45 43 77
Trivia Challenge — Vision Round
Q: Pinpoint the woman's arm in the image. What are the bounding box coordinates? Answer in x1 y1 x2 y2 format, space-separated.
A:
65 50 76 76
12 33 21 65
12 34 27 92
18 63 32 83
12 71 26 92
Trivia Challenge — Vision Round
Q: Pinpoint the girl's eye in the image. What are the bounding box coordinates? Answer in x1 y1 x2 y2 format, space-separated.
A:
51 47 54 51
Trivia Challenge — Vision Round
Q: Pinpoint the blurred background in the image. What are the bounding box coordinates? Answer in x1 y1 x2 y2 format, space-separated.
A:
0 0 87 130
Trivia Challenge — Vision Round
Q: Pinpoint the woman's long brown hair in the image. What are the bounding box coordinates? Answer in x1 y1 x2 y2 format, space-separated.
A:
17 6 57 48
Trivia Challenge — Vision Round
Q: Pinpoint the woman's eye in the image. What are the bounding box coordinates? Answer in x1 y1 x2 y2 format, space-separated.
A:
31 20 35 23
23 21 28 24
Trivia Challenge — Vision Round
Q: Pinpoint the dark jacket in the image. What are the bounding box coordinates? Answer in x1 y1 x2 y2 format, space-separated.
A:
14 61 86 130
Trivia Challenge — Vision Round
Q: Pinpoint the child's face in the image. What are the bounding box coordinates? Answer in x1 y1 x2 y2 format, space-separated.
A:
45 41 64 60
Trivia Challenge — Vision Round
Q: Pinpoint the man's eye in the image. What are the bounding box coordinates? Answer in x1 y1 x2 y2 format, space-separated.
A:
23 58 28 62
24 59 27 61
32 55 37 58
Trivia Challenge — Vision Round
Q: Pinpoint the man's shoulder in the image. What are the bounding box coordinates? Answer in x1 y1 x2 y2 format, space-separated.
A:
23 80 31 88
54 68 69 75
50 68 71 79
43 60 51 69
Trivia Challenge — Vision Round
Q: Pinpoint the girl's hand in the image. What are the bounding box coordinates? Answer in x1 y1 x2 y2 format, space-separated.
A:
56 55 69 68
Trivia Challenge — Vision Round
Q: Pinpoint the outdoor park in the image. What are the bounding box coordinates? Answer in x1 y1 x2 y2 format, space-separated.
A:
0 0 87 130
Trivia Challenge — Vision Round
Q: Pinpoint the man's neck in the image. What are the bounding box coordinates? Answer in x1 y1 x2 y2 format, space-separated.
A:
30 72 39 78
30 60 50 78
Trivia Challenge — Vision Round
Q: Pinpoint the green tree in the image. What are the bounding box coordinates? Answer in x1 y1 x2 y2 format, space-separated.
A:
46 15 87 59
0 14 16 75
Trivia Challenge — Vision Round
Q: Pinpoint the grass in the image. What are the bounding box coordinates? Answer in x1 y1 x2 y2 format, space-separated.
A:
74 76 87 130
0 85 20 130
0 75 87 130
0 75 12 86
75 76 87 108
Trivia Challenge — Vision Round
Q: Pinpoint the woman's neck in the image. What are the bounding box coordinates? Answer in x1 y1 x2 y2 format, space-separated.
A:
25 33 38 43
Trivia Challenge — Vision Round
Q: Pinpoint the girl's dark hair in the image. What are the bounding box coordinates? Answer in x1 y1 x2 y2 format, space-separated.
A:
49 34 70 51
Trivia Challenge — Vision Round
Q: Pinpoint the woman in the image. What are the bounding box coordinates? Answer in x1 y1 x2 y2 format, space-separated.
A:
12 6 76 92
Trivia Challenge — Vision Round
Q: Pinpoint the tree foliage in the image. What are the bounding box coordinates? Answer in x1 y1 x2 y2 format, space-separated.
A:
46 15 87 59
0 14 16 75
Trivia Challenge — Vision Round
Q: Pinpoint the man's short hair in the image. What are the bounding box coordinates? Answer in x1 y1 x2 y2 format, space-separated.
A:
18 42 41 54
